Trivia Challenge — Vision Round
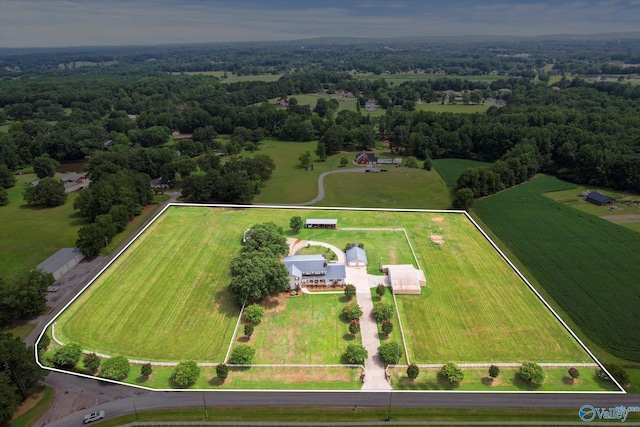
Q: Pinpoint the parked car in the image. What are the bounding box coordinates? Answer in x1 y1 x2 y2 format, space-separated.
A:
83 411 105 424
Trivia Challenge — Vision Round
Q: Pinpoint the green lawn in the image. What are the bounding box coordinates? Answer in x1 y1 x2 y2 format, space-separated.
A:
54 207 594 370
0 174 87 278
432 158 492 188
237 293 359 364
54 207 241 362
390 367 618 392
371 288 406 363
473 175 640 363
318 166 452 209
544 185 640 233
0 323 36 340
7 385 55 427
414 103 491 114
397 212 592 364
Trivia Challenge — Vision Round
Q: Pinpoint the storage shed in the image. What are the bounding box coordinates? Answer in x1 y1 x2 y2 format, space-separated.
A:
346 245 367 267
305 219 338 229
586 191 615 206
383 264 426 295
36 248 85 281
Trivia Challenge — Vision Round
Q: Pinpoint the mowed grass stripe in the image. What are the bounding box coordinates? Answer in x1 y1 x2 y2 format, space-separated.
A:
398 214 590 363
55 207 592 365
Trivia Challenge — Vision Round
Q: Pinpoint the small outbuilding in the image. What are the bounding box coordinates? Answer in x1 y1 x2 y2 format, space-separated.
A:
305 219 338 229
383 264 426 295
586 191 615 206
346 245 367 267
36 248 85 281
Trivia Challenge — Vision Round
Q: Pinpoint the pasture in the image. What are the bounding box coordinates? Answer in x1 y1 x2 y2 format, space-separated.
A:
54 206 595 371
317 167 451 209
268 94 387 117
172 71 284 83
432 158 491 188
353 72 507 85
473 175 640 362
395 213 592 364
0 173 86 277
414 103 491 114
239 293 359 364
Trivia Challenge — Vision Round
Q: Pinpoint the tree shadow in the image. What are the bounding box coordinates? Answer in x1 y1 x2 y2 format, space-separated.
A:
135 375 149 384
562 376 575 386
512 372 541 391
481 376 493 386
208 377 224 386
213 290 241 318
338 295 351 303
435 372 460 389
237 336 250 343
342 333 356 341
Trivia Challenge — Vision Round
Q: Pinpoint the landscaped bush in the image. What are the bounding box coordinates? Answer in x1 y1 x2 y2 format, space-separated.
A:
244 323 254 338
348 319 360 337
170 361 200 387
518 362 545 385
488 365 500 380
52 343 82 368
216 363 229 382
407 364 420 380
372 301 394 322
243 304 265 324
375 284 386 298
99 356 130 380
381 319 393 336
342 344 368 364
440 362 464 384
229 345 255 365
378 342 402 365
568 367 580 381
344 284 356 300
141 363 153 378
83 353 101 373
342 301 363 321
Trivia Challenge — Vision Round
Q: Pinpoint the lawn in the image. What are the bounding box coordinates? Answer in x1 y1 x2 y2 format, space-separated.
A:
268 93 387 117
248 139 357 204
54 207 241 362
0 173 87 278
54 206 595 371
236 293 359 364
414 103 491 114
432 158 492 188
172 71 284 83
353 72 508 84
389 367 618 392
544 185 640 233
395 212 592 364
318 166 451 209
473 175 640 363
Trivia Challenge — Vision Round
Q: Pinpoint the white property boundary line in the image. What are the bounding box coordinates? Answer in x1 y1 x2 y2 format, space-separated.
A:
34 203 625 393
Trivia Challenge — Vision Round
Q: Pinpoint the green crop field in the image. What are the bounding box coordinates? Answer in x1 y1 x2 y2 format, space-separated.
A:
55 206 594 372
239 293 359 364
318 167 451 209
0 174 87 277
473 175 640 362
396 213 591 364
432 158 491 188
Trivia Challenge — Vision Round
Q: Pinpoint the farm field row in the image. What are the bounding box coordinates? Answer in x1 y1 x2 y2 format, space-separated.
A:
53 206 595 382
432 158 492 188
473 175 640 363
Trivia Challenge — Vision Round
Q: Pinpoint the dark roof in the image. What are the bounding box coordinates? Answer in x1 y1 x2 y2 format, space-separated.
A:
284 254 346 280
355 151 377 162
36 248 84 274
586 191 614 204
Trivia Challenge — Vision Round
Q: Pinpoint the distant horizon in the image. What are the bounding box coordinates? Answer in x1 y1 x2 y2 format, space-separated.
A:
1 0 639 48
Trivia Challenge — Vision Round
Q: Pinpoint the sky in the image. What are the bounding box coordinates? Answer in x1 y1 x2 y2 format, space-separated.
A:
1 0 639 48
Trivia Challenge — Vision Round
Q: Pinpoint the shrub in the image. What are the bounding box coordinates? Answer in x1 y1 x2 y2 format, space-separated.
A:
141 363 153 378
244 324 254 338
598 363 629 385
243 304 265 324
344 284 356 300
488 365 500 379
343 344 368 364
349 319 360 337
52 343 82 368
83 353 101 373
568 367 580 380
372 301 394 322
216 364 229 382
519 362 545 385
381 319 393 336
99 356 130 380
229 345 255 365
440 362 464 384
170 361 200 387
342 301 363 321
407 364 420 380
378 342 402 365
375 284 386 298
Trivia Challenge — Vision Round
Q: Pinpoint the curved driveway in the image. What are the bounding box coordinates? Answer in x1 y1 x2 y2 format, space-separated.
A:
297 167 368 205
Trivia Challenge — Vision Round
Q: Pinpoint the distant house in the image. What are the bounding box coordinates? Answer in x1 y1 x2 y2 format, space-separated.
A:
585 191 615 206
305 219 338 229
59 172 89 193
365 100 379 112
346 245 367 267
171 131 193 140
276 97 289 107
150 177 170 191
355 151 377 166
284 254 346 288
